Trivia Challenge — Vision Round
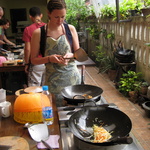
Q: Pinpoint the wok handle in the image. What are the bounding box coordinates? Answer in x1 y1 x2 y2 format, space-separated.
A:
112 136 133 144
81 65 85 84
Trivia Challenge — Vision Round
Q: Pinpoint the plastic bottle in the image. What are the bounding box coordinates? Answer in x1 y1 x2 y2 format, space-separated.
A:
41 85 53 125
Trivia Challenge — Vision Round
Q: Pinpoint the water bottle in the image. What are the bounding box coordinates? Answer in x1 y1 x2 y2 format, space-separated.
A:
41 85 53 125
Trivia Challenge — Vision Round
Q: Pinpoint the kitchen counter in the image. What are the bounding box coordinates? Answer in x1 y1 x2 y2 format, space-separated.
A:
0 64 25 72
0 95 62 150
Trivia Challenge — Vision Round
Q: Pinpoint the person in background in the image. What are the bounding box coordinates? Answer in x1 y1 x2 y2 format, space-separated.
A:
31 0 81 106
0 19 16 48
0 7 4 19
0 6 4 46
22 7 46 87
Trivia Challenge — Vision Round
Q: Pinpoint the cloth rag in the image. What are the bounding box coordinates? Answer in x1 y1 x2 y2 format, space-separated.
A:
37 135 60 149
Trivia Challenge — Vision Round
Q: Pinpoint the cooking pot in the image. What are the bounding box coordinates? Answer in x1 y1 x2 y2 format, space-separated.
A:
114 49 135 63
61 65 103 104
68 105 132 146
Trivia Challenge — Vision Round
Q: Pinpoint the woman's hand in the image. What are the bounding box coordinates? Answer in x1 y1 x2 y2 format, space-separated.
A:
63 53 74 65
48 53 74 65
48 54 68 65
63 52 74 59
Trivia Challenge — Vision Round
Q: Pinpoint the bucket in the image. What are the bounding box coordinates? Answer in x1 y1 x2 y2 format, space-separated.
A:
142 101 150 118
147 86 150 99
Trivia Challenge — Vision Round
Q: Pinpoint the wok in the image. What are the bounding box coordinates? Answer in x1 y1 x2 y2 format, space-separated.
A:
68 105 132 146
61 65 103 104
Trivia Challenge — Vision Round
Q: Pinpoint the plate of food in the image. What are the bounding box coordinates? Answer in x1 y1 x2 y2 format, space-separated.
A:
17 59 24 64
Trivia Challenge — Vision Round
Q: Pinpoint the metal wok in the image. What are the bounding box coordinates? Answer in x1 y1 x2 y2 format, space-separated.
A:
61 84 103 104
68 105 132 146
61 65 103 104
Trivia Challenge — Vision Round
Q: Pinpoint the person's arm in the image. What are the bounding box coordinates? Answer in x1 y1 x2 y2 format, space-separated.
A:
0 39 5 45
69 24 80 52
24 41 30 73
31 28 50 65
63 24 80 59
3 35 16 46
24 42 30 64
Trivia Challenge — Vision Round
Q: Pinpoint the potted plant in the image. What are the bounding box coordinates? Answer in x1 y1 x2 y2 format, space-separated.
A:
140 81 149 95
118 71 142 103
100 4 116 19
92 44 117 81
125 0 143 16
141 0 150 16
66 0 94 31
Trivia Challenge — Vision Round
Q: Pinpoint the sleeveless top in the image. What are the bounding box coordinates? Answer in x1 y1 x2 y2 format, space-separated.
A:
44 26 81 95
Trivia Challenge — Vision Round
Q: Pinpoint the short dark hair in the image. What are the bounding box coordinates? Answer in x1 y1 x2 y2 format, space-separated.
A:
47 0 66 13
0 18 10 25
29 7 41 17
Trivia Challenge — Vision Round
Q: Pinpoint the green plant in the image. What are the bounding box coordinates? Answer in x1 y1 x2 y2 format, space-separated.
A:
119 71 142 95
66 0 95 31
124 0 143 10
143 0 150 7
100 4 116 19
113 0 143 20
86 24 99 40
92 45 117 73
92 29 116 73
141 81 149 87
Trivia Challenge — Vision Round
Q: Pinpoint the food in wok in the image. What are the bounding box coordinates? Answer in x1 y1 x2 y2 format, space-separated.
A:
68 105 132 145
92 124 112 143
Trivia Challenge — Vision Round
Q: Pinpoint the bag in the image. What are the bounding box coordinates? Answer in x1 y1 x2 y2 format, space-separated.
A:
40 23 73 57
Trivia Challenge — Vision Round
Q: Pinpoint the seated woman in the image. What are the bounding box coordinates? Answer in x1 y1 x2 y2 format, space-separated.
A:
0 18 16 48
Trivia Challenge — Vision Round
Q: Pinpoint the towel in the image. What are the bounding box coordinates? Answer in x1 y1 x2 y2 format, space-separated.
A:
37 135 60 149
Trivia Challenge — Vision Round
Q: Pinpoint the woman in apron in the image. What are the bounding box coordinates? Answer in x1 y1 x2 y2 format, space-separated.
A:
31 0 81 106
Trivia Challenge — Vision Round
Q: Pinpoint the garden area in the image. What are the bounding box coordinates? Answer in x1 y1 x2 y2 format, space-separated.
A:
65 0 150 105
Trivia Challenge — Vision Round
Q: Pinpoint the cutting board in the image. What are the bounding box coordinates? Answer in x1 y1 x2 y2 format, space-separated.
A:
0 136 29 150
2 61 17 66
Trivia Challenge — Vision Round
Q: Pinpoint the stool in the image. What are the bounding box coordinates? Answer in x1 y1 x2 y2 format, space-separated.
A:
115 61 136 82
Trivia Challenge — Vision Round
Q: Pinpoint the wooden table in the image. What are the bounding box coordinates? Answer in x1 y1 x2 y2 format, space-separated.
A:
0 64 25 72
0 95 62 150
0 64 26 89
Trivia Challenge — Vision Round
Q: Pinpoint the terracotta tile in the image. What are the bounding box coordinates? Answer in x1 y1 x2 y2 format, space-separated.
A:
83 66 150 150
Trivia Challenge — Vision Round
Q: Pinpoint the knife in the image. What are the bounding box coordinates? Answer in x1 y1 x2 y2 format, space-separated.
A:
41 140 54 150
0 145 12 150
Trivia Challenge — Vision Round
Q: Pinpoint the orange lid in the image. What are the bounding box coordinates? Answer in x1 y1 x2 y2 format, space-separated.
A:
14 93 50 112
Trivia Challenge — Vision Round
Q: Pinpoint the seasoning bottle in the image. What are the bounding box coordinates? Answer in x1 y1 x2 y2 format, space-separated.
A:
41 85 53 125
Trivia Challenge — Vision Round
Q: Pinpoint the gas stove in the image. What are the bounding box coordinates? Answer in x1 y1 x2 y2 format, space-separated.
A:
58 97 144 150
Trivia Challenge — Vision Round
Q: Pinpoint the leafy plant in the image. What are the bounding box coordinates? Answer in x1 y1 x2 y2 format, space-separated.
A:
123 0 143 10
92 45 117 73
118 71 142 95
65 0 95 31
143 0 150 8
86 24 100 40
113 0 143 20
92 28 116 73
141 81 149 87
100 5 116 19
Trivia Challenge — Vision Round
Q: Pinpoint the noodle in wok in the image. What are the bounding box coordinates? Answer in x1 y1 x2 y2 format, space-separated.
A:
92 125 112 143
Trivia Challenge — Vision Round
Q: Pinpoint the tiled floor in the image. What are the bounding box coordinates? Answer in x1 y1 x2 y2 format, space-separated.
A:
81 66 150 150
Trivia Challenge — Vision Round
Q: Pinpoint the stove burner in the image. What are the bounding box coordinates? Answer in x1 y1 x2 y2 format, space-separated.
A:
58 97 144 150
63 107 75 111
66 111 76 115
